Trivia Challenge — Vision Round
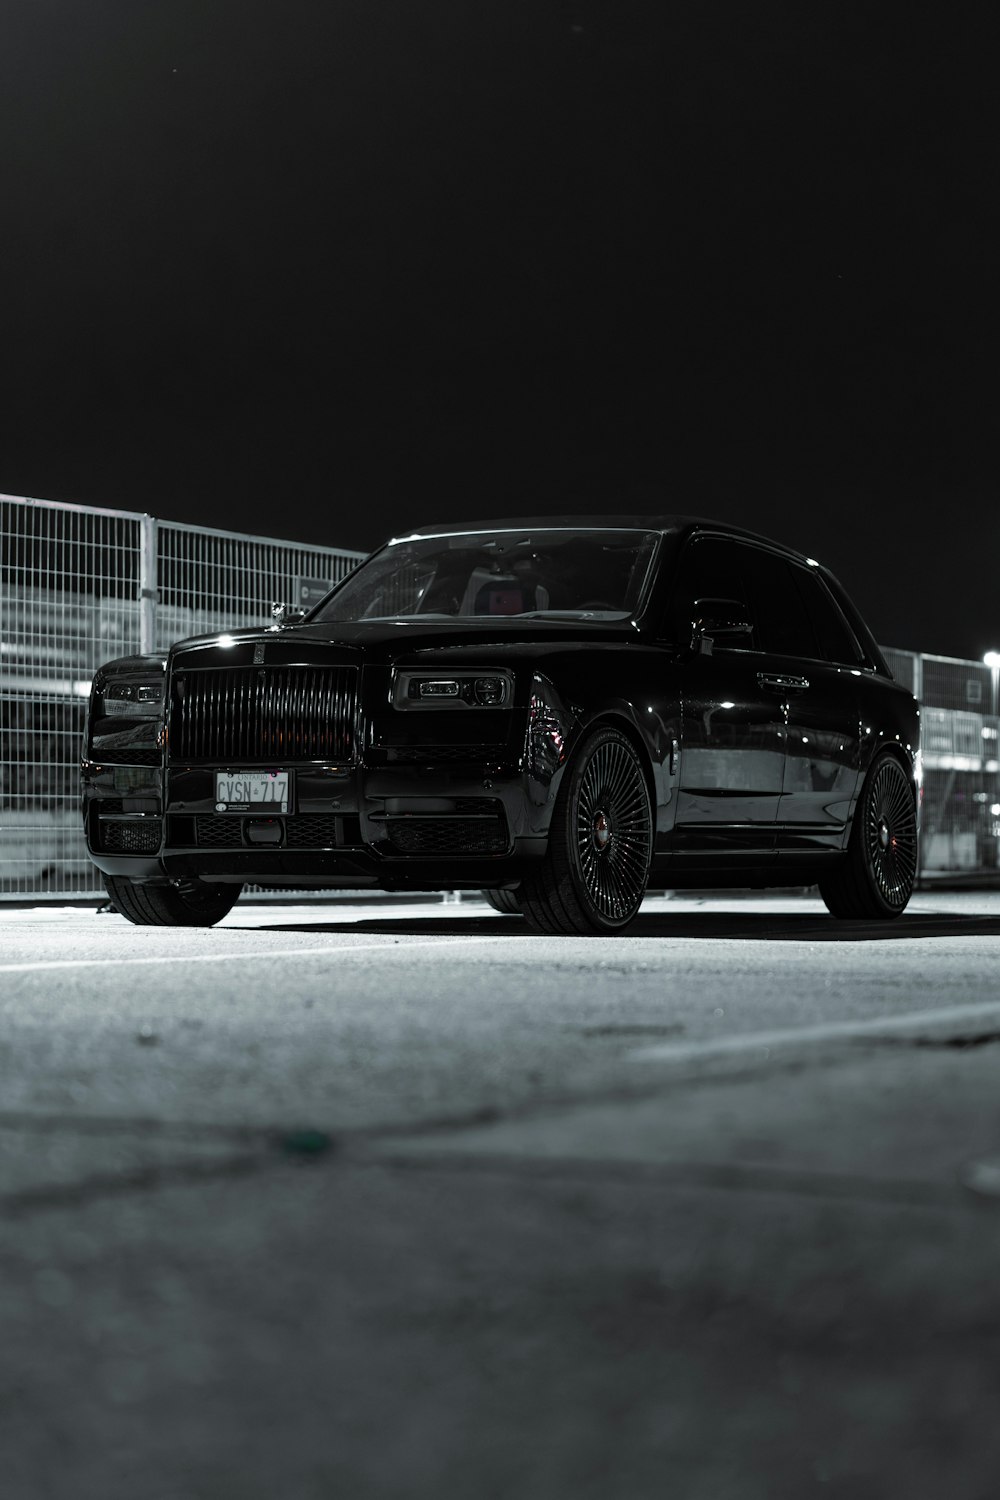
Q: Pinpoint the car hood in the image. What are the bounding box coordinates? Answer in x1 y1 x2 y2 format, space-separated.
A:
166 617 640 668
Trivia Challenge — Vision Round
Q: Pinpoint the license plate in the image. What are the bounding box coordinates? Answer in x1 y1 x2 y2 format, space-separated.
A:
215 770 291 813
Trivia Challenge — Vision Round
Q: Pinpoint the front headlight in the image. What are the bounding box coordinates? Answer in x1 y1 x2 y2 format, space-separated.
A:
94 676 165 720
392 669 513 709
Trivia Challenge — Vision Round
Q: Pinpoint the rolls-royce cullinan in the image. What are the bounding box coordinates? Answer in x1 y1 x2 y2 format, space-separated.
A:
82 517 919 933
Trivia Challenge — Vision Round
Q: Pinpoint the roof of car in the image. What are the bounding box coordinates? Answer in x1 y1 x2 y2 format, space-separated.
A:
397 516 814 564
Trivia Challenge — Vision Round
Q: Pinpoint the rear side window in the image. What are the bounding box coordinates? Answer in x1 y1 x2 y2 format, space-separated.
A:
734 544 820 659
791 565 864 665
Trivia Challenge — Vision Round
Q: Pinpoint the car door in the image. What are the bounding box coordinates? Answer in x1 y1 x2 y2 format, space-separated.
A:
738 547 864 854
668 535 785 855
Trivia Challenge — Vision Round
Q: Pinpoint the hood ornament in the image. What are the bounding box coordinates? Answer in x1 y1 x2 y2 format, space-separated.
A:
271 602 308 629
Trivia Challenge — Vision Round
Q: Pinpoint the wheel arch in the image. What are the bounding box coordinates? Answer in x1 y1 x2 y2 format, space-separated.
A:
863 738 918 799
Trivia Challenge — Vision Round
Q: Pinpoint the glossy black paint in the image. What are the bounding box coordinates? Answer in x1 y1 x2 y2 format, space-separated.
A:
81 516 919 895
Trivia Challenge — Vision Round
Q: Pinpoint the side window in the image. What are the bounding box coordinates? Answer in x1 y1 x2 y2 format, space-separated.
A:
735 545 820 659
790 566 865 665
666 537 749 644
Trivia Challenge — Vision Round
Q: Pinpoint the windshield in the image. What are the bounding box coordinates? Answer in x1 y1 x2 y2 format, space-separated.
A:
311 528 660 624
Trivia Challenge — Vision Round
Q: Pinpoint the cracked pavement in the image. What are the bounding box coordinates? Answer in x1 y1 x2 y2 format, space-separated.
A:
3 891 1000 1499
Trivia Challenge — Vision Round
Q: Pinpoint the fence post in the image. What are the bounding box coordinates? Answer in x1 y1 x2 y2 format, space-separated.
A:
139 514 158 655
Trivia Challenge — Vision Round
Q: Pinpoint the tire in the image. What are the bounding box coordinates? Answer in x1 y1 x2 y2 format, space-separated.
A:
819 752 917 919
104 875 243 927
519 725 653 935
481 888 522 914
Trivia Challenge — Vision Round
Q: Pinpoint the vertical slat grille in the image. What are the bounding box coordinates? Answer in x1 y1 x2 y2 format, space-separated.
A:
172 667 357 761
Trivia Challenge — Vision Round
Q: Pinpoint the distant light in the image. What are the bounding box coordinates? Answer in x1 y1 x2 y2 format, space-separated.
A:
992 804 1000 817
74 680 92 697
984 651 1000 669
719 701 735 709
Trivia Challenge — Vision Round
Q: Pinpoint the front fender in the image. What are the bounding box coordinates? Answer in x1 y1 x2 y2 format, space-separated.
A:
521 673 679 844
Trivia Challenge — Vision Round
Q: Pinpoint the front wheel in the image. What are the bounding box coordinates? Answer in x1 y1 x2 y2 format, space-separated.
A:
519 726 653 935
104 875 243 927
819 752 917 919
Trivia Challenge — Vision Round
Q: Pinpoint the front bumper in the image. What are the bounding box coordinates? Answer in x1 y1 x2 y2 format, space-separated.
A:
82 758 548 889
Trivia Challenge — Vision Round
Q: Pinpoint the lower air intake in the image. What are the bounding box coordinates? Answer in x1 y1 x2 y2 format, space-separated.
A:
101 818 162 854
195 816 243 848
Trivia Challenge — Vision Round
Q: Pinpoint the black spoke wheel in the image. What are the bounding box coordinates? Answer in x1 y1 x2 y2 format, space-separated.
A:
104 875 243 927
520 725 653 935
819 752 917 919
481 888 522 915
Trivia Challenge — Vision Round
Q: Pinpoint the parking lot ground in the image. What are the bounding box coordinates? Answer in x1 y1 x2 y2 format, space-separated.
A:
3 892 1000 1499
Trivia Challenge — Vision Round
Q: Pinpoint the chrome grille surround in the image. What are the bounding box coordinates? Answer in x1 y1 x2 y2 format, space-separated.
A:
170 665 357 763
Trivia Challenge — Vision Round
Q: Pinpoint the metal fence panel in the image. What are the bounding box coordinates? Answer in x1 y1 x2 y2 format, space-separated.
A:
1 495 147 896
879 646 1000 876
2 496 363 899
917 706 1000 875
921 653 993 712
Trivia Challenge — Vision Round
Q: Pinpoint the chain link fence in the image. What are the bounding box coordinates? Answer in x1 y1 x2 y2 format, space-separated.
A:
3 492 999 897
1 494 363 897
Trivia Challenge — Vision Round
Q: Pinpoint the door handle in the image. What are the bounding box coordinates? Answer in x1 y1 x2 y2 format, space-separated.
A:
757 673 810 692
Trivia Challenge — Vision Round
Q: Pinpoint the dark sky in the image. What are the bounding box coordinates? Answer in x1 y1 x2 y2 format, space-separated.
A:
3 1 998 658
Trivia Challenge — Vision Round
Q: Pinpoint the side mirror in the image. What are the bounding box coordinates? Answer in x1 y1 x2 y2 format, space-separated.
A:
271 602 308 628
690 598 753 655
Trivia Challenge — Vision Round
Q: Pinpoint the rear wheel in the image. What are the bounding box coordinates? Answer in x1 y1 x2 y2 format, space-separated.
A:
481 888 522 914
104 875 243 927
520 725 653 935
819 752 917 919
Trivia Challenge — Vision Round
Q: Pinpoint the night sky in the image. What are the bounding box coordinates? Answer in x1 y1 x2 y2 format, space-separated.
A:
3 2 998 658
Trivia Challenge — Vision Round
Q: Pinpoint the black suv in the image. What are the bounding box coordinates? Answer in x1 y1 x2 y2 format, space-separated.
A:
82 516 919 933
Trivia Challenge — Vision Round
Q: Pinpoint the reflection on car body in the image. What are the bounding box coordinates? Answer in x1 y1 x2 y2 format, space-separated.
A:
81 516 920 933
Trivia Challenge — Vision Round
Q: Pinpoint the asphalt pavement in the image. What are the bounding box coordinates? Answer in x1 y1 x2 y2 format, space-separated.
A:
3 891 1000 1500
